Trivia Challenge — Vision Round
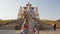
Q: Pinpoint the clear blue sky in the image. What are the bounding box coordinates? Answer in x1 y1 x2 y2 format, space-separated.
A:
0 0 60 20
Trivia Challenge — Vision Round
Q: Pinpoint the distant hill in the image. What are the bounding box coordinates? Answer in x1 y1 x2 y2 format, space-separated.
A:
0 19 60 29
40 20 60 29
0 19 17 26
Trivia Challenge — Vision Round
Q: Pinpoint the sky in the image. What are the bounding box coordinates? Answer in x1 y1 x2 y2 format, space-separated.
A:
0 0 60 20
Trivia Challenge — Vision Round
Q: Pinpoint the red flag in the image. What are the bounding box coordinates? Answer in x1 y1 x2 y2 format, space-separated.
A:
24 23 27 28
34 28 36 32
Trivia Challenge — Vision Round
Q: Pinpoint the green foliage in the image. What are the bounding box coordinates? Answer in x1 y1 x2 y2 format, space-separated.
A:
40 20 60 28
57 20 60 22
0 20 17 26
0 19 60 29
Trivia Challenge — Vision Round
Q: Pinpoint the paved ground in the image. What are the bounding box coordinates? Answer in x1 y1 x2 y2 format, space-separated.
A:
0 30 20 34
39 29 60 34
0 22 60 34
0 29 60 34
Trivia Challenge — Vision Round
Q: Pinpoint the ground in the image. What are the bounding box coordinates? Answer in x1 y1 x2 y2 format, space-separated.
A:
0 22 60 34
0 29 60 34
